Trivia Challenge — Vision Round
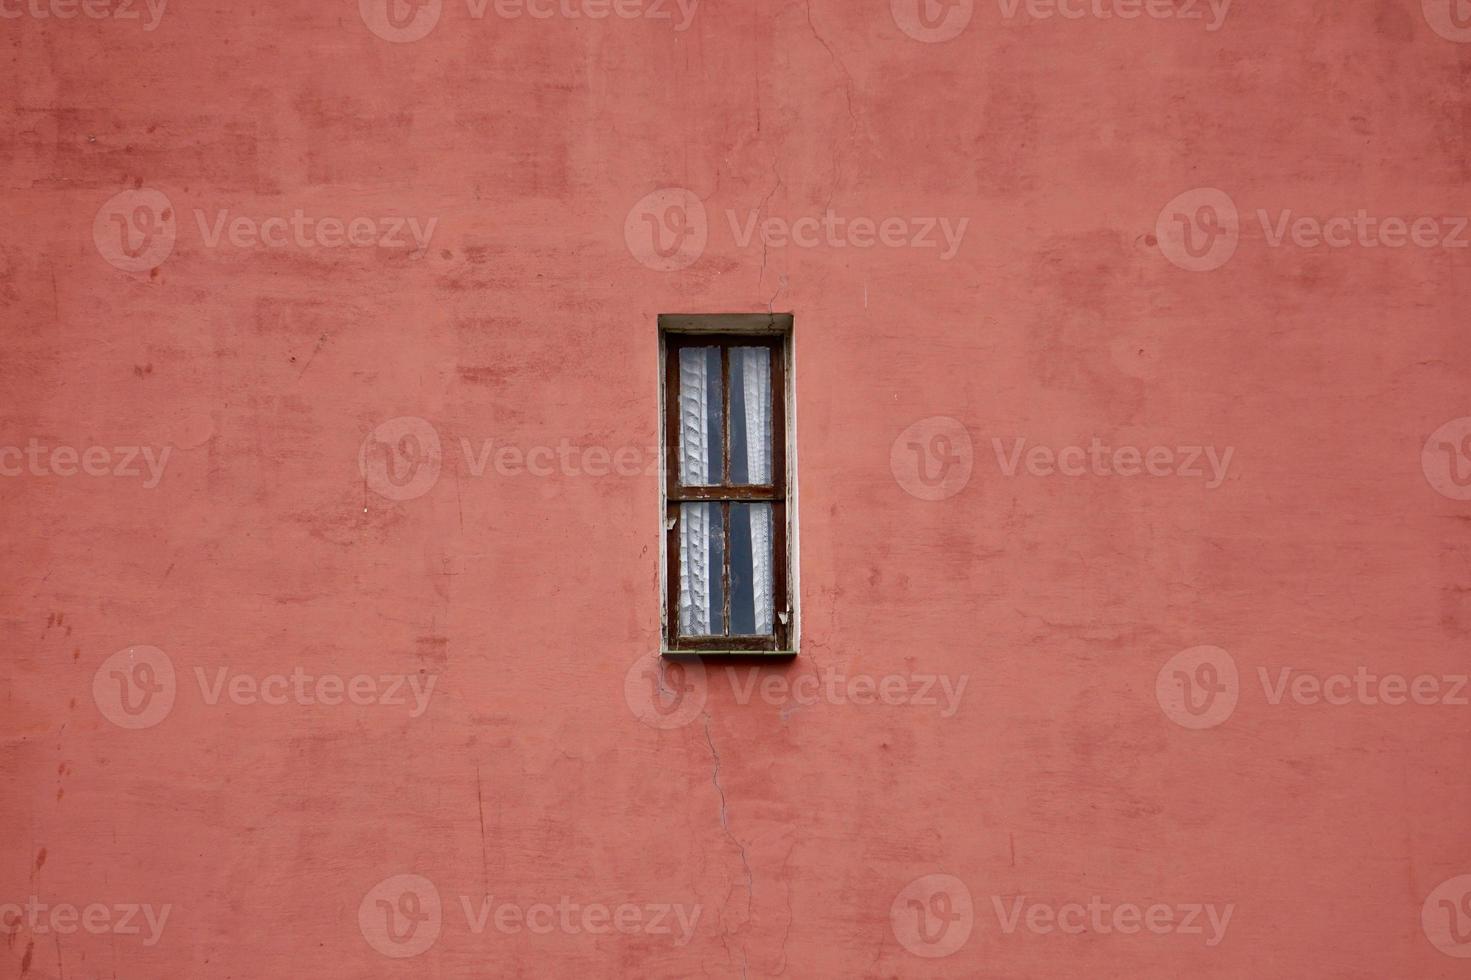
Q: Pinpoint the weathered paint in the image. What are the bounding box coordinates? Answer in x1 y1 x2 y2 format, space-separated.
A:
3 0 1471 976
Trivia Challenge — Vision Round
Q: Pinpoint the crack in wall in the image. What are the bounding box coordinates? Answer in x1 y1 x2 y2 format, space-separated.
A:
803 0 858 214
702 713 756 975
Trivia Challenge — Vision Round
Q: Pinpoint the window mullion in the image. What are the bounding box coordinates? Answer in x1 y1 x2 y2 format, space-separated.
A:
720 344 731 488
666 501 680 648
721 500 732 638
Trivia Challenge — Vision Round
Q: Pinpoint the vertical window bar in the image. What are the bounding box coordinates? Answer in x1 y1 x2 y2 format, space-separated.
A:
720 345 732 637
665 501 679 648
770 342 786 498
720 345 731 494
664 336 682 648
772 500 788 647
664 336 681 499
721 500 732 637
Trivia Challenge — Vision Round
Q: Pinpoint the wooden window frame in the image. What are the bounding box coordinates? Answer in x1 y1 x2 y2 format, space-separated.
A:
661 318 795 655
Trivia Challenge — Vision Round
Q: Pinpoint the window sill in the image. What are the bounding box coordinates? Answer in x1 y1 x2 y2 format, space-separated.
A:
662 649 798 659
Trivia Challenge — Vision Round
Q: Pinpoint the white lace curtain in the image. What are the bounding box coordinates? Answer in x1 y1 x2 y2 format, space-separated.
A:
740 349 774 635
678 347 775 636
678 348 715 635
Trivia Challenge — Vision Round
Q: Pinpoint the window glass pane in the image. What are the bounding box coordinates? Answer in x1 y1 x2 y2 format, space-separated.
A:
677 347 723 485
678 502 725 636
729 502 774 636
728 347 772 485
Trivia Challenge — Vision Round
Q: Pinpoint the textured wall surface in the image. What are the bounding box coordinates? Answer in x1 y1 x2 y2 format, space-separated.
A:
4 0 1471 976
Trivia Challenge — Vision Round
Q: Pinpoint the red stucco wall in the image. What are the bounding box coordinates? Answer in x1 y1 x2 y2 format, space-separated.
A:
5 0 1471 976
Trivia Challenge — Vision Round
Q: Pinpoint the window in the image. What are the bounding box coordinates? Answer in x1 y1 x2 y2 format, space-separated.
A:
661 315 795 654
